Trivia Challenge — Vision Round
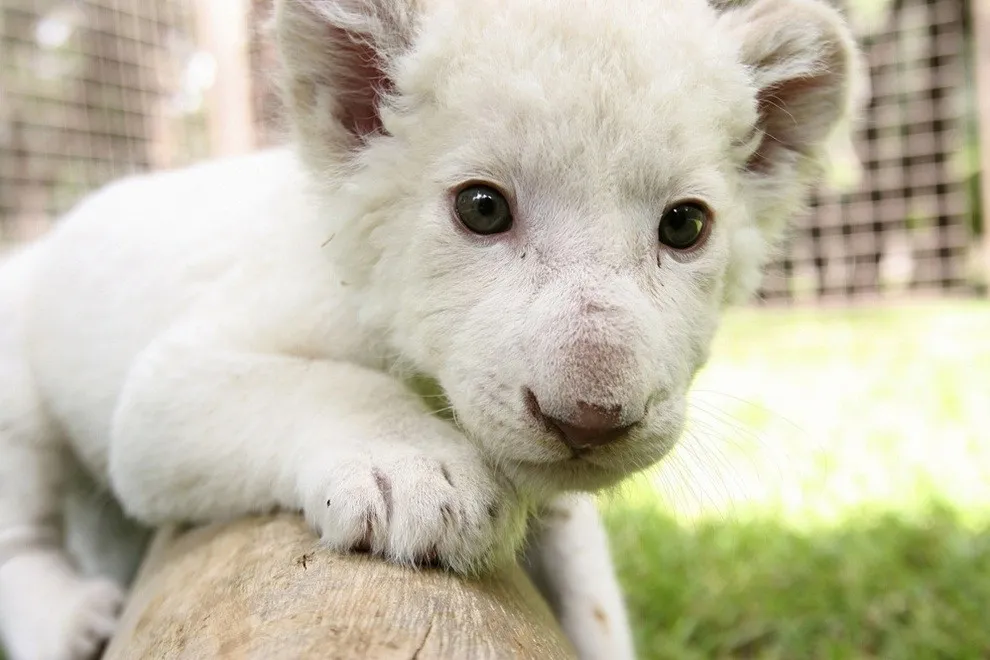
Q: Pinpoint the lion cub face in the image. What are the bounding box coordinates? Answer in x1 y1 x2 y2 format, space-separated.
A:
278 0 859 494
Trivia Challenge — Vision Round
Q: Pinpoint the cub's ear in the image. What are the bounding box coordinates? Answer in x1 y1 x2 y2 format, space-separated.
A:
716 0 863 302
275 0 418 167
719 0 859 175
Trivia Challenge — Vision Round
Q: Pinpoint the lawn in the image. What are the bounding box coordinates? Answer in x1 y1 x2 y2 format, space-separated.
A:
602 300 990 659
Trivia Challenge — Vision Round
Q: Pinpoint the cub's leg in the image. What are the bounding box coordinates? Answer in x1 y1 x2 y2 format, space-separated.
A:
0 257 124 660
523 494 635 660
109 329 529 575
63 462 152 590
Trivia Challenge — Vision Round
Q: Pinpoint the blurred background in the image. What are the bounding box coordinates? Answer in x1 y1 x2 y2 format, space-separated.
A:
0 0 988 657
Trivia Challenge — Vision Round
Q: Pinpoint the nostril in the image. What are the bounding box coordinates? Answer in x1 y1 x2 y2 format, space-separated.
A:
523 389 637 450
523 387 544 422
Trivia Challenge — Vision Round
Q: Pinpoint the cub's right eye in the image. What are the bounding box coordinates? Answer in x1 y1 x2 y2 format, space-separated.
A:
454 184 513 235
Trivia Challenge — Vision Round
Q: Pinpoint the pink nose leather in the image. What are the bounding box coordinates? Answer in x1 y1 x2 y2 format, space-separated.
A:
525 390 637 449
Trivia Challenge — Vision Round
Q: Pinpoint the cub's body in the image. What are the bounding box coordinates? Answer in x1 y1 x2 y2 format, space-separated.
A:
10 151 316 478
0 0 859 658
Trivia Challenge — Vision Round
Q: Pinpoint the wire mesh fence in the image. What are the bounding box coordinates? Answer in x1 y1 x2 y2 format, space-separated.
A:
0 0 205 243
0 0 985 301
757 0 981 303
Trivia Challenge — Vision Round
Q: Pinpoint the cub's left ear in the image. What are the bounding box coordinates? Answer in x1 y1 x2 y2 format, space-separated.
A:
716 0 863 303
719 0 860 173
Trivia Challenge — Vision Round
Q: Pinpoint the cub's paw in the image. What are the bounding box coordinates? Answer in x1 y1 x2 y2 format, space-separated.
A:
63 578 125 660
1 567 123 660
301 451 527 574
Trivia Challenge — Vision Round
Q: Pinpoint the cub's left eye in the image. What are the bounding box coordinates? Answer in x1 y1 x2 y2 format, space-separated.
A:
658 202 712 251
454 184 513 235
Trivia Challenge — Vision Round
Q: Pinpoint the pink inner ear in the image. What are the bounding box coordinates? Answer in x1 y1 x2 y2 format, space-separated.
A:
329 24 393 138
746 85 793 174
746 70 843 173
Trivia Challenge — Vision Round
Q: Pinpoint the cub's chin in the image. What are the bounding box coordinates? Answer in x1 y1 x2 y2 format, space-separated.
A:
499 427 683 496
502 458 634 495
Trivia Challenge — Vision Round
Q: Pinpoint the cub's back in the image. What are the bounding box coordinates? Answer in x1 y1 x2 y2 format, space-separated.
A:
21 148 315 472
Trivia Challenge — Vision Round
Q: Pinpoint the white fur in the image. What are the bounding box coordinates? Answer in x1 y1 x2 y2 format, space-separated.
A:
524 495 636 659
0 0 858 657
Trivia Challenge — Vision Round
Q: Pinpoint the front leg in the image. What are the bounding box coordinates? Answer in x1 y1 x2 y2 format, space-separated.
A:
109 333 528 574
523 494 635 660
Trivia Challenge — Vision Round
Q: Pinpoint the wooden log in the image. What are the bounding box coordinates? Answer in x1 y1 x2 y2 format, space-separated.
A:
103 514 575 660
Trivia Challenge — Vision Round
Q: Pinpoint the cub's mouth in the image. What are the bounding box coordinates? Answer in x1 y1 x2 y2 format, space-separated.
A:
410 373 684 494
506 411 685 494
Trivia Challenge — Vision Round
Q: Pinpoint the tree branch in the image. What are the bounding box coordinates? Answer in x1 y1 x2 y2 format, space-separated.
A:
104 514 574 659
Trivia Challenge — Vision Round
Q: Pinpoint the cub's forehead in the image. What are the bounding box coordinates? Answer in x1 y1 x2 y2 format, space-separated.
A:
407 0 751 115
399 0 758 197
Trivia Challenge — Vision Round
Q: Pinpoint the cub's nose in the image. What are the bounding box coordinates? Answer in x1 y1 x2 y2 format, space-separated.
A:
524 389 640 450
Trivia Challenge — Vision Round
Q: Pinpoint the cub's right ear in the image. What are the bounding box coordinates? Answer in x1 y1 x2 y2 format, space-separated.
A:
275 0 418 167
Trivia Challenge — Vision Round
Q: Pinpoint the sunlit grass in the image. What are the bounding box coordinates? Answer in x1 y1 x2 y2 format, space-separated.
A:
603 300 990 659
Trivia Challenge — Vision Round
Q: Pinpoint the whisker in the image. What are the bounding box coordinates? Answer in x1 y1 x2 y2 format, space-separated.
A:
690 389 808 435
634 389 829 524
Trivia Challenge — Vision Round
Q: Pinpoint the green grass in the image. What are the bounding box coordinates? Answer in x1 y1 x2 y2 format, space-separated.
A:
602 300 990 659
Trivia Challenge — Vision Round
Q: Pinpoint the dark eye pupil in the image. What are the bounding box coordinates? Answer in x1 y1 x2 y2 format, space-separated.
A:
659 203 708 250
476 195 496 216
455 185 513 235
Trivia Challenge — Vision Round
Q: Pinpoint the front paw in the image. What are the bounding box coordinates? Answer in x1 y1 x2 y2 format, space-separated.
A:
301 451 527 574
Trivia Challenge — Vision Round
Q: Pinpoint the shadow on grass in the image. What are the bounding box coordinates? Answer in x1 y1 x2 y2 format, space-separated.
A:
605 503 990 659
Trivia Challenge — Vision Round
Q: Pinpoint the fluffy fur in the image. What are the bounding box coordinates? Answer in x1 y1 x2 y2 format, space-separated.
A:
0 0 859 658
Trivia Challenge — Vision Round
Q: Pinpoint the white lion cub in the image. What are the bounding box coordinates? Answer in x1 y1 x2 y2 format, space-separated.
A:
0 0 858 658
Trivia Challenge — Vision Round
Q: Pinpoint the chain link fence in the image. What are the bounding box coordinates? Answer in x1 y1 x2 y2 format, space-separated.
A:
1 0 986 301
758 0 983 302
0 0 205 243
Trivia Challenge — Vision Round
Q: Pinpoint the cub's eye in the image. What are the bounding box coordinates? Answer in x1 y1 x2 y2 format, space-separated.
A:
658 202 712 251
454 184 513 235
